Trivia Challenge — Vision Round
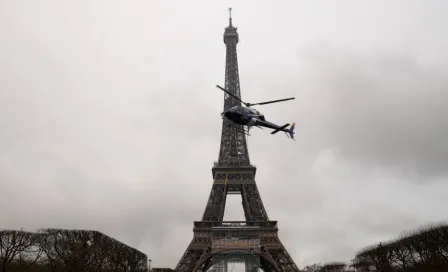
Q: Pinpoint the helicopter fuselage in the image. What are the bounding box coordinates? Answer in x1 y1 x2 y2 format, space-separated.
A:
222 105 265 126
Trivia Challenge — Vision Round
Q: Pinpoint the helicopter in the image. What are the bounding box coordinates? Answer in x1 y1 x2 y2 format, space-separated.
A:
216 85 296 139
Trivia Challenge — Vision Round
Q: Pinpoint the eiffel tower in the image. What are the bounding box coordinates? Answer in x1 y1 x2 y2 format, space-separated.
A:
174 9 300 272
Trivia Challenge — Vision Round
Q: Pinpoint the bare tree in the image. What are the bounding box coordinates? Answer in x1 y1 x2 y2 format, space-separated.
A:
14 232 46 269
302 263 322 272
0 229 43 272
351 222 448 272
0 228 149 271
320 261 347 272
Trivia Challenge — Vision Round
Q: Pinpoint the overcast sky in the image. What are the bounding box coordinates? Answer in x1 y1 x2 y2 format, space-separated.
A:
1 0 448 270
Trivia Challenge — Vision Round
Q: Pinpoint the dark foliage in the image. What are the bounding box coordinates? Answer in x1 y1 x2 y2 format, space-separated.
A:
350 222 448 272
320 261 347 272
302 262 351 272
0 228 148 272
301 223 448 272
302 263 323 272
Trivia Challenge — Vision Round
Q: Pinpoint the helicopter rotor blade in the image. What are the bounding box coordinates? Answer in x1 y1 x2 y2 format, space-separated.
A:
247 97 295 107
216 85 249 106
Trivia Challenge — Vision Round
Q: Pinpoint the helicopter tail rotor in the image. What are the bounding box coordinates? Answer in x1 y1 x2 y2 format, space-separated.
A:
271 122 295 140
285 122 296 140
271 123 290 135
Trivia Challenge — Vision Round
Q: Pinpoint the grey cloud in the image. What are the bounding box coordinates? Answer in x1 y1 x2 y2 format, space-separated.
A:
259 47 448 180
346 202 423 237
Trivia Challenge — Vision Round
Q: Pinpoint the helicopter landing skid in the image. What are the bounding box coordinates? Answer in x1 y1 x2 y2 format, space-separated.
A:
228 124 251 136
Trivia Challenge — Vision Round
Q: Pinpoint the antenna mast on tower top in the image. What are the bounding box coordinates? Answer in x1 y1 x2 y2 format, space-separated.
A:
229 7 232 25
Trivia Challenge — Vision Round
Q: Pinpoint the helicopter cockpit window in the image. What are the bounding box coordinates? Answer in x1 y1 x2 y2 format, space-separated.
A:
249 108 259 115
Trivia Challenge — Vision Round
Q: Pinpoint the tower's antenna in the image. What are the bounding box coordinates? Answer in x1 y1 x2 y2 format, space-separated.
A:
229 7 232 25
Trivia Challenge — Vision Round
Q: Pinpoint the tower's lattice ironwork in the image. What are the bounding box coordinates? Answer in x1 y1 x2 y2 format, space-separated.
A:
174 9 300 272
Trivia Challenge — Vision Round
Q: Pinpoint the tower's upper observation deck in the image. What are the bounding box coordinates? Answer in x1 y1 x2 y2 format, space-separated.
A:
224 8 239 44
